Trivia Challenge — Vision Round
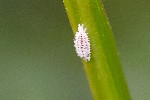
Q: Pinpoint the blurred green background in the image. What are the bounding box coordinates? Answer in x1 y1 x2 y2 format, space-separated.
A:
0 0 149 100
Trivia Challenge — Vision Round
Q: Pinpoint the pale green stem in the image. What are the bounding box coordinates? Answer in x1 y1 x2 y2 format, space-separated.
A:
63 0 131 100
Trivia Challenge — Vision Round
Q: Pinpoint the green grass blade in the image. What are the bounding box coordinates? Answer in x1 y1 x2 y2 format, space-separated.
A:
63 0 131 99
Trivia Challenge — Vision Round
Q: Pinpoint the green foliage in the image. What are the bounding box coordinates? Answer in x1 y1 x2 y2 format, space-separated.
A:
63 0 131 100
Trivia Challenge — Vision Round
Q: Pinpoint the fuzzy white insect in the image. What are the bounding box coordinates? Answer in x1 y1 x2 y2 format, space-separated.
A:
74 24 91 61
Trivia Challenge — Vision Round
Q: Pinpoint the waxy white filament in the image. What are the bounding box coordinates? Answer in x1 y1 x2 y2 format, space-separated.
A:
74 24 91 61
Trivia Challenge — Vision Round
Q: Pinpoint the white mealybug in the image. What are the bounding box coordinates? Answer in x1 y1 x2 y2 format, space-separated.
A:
74 24 91 61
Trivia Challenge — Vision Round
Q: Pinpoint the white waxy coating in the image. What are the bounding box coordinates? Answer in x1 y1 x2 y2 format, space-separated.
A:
74 24 91 61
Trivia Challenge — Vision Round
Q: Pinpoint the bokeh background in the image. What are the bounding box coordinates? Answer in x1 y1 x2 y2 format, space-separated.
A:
0 0 149 100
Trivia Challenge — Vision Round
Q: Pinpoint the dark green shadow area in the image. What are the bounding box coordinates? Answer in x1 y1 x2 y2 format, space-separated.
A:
0 0 92 100
104 0 150 100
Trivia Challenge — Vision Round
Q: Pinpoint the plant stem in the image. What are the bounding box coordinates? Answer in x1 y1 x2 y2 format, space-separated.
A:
63 0 131 100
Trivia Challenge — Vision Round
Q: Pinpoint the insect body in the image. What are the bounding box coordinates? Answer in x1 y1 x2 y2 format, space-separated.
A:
74 24 91 61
